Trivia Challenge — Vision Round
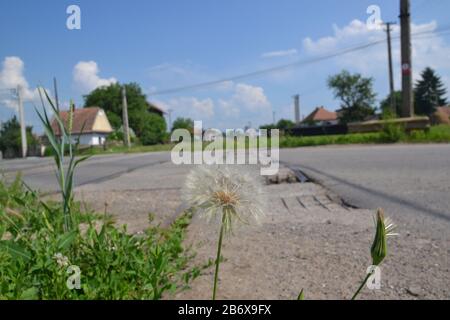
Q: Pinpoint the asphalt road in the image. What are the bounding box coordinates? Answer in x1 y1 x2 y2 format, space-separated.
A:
281 144 450 241
2 143 450 236
1 152 172 192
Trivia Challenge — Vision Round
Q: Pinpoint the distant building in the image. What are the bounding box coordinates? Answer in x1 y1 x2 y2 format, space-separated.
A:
203 128 223 142
302 106 338 126
147 101 166 117
51 107 113 146
431 106 450 125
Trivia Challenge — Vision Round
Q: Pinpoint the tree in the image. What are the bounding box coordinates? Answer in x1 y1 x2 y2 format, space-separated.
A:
172 117 194 133
414 67 448 116
84 82 167 144
137 113 167 145
328 70 376 123
380 91 402 118
0 116 37 157
276 119 295 130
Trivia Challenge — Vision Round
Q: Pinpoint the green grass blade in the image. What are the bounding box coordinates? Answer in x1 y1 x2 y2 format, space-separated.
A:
0 241 32 261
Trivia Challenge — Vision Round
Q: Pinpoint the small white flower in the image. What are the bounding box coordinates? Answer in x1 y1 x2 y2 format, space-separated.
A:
183 165 266 233
53 252 70 268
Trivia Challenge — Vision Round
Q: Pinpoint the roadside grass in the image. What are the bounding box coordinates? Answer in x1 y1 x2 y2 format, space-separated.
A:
77 143 176 155
43 125 450 157
281 125 450 148
0 174 203 299
406 125 450 143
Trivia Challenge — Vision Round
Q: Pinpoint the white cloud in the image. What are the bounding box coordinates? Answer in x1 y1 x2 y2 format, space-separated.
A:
231 83 271 112
154 82 271 127
217 82 271 120
302 19 450 87
0 56 41 110
218 99 240 118
73 61 117 93
261 49 298 58
165 97 215 119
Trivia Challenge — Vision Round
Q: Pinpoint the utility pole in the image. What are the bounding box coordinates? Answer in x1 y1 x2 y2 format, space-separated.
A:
167 109 173 131
53 77 60 112
384 22 396 114
272 110 276 125
121 85 131 148
400 0 414 118
17 85 27 158
293 94 300 125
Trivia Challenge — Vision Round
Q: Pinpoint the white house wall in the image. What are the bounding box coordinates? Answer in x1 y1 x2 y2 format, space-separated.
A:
70 133 108 146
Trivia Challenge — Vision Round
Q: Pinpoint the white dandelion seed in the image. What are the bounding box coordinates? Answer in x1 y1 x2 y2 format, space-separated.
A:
183 164 266 300
183 165 266 233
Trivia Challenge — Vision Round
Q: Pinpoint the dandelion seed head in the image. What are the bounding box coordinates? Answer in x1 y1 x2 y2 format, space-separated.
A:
183 165 266 233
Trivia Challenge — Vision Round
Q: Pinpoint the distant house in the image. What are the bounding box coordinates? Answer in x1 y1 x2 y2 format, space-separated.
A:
302 106 338 126
203 128 223 141
51 107 113 146
431 106 450 125
147 101 166 117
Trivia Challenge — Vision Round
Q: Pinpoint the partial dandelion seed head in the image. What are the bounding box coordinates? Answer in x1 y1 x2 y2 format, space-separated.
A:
384 216 398 237
53 252 70 268
183 165 266 233
371 208 398 266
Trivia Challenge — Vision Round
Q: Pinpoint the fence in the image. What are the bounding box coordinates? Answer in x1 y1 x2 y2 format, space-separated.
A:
286 124 348 137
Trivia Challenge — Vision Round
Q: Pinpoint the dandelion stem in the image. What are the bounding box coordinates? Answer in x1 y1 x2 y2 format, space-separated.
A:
212 211 226 300
351 270 374 300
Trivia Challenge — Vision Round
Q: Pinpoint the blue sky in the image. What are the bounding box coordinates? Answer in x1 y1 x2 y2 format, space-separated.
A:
1 0 449 132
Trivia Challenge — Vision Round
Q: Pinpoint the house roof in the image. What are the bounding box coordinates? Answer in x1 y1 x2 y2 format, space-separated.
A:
147 101 166 115
303 106 337 122
51 107 113 135
436 106 450 117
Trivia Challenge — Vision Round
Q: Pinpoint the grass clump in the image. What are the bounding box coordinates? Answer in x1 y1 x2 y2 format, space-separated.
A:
0 87 203 300
0 175 201 299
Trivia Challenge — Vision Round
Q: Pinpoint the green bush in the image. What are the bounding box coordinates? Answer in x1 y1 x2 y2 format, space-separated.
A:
0 116 39 158
108 130 124 142
380 121 405 143
138 113 167 146
0 176 202 299
172 117 194 133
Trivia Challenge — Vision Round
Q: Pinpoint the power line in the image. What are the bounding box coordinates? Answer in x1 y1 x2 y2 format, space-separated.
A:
149 40 387 96
148 26 450 97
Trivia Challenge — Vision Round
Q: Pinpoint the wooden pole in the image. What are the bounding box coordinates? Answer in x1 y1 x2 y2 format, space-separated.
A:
400 0 414 117
385 22 396 114
17 85 27 158
121 85 131 148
